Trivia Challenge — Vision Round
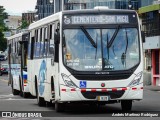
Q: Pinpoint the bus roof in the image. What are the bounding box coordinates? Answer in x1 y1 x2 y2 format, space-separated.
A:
62 8 136 14
28 12 61 30
28 9 137 30
7 32 23 41
7 31 28 41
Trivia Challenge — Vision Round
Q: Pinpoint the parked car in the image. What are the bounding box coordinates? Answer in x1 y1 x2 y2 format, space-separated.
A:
0 51 3 54
0 64 9 76
0 54 6 61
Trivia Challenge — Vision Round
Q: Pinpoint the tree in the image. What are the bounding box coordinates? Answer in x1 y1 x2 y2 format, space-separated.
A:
0 30 7 51
0 6 8 51
20 20 29 29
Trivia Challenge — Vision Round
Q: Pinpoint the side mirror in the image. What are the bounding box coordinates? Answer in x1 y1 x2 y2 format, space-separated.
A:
141 31 145 43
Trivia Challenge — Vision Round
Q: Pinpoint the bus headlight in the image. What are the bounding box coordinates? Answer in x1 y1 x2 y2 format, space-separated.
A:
128 72 142 87
61 73 78 88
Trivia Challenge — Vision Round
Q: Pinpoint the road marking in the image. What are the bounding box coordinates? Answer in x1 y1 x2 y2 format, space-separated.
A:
0 94 14 98
6 98 34 101
0 94 34 101
0 79 8 83
0 98 35 101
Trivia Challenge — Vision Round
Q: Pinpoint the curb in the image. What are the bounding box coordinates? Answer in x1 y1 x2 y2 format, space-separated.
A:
144 86 160 91
0 79 8 83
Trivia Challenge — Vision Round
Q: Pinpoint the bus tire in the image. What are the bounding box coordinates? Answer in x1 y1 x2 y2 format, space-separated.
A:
0 71 2 76
55 102 65 112
12 87 19 95
37 96 46 107
121 100 132 111
23 92 28 98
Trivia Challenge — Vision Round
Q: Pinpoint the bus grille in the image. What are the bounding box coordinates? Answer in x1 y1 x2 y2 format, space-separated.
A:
81 91 125 99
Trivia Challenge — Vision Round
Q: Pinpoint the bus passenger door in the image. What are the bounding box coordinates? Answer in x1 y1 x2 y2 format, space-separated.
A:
53 22 60 101
44 24 55 101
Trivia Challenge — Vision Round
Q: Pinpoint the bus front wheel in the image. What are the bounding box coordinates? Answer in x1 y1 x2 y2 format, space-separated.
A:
55 102 65 112
37 95 46 107
121 100 132 111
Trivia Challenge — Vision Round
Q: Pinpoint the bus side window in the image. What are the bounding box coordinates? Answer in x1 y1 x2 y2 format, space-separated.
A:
37 29 40 57
30 37 35 60
54 22 60 62
8 44 11 54
18 43 22 56
49 24 55 56
28 32 31 59
14 40 16 53
43 27 48 57
12 39 14 53
39 28 43 58
40 28 44 57
34 29 38 58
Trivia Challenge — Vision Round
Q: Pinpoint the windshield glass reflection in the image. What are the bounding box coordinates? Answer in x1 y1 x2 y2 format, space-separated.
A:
63 28 139 71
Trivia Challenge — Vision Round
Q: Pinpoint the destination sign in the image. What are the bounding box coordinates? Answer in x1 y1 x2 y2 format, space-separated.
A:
64 15 130 25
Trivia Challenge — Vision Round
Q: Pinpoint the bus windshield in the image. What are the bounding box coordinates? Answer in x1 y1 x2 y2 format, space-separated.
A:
63 27 139 71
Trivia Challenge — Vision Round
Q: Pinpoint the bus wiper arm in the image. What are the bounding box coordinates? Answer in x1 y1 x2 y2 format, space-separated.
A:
107 25 121 48
80 26 97 48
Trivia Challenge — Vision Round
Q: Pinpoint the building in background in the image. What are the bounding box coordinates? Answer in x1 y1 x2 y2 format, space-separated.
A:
22 11 36 24
4 16 22 35
35 0 54 20
35 0 143 20
139 1 160 86
141 0 155 7
64 0 140 10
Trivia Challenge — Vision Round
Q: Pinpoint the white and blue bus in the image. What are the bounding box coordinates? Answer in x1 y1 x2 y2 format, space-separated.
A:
8 31 30 98
27 8 144 112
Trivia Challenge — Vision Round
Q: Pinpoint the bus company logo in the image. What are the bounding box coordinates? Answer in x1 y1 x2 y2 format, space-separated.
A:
38 60 46 96
1 112 42 118
64 18 71 24
2 112 11 117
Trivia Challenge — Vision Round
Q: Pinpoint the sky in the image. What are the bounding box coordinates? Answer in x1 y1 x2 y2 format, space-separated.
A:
0 0 37 16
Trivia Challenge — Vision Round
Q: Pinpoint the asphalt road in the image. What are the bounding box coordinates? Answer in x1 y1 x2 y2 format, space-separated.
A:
0 74 160 119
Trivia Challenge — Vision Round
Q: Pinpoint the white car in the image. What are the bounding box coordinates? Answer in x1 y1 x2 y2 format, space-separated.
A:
0 54 7 61
0 51 3 54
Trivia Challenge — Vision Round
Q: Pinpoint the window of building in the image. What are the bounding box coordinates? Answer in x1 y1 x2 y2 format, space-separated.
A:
155 50 159 74
142 11 160 37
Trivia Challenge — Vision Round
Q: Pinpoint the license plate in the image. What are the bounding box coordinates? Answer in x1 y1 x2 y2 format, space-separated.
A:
97 96 110 101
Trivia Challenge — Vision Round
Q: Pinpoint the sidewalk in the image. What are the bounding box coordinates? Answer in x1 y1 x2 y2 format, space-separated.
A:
144 85 160 91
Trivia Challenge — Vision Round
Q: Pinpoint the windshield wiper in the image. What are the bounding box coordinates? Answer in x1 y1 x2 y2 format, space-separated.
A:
106 33 109 60
80 26 97 48
107 25 121 48
124 28 128 54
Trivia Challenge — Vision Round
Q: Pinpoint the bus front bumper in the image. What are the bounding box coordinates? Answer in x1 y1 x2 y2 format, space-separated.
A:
59 84 143 102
